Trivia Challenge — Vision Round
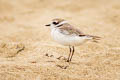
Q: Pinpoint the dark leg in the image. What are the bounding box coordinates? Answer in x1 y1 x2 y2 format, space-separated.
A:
67 46 72 62
69 46 75 61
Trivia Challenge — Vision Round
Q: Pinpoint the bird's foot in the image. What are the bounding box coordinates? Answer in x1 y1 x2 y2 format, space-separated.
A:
66 59 71 62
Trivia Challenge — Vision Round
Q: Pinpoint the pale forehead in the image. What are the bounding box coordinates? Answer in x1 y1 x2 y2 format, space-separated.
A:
52 18 65 22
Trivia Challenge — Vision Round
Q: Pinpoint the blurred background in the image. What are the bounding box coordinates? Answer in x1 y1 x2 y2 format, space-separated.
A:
0 0 120 80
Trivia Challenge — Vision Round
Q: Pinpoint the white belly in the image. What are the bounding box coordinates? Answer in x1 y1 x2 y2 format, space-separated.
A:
51 28 89 46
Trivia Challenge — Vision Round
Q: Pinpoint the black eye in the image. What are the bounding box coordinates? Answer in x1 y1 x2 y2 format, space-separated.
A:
52 22 58 25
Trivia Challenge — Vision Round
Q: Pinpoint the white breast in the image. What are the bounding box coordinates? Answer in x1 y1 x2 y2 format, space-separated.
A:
51 28 89 46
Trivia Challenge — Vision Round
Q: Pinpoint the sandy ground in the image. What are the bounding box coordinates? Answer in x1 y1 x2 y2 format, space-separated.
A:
0 0 120 80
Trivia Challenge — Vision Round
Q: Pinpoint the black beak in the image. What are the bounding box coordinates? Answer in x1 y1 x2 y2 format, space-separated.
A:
45 24 51 26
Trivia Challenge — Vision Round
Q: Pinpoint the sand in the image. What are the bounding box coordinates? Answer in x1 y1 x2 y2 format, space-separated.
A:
0 0 120 80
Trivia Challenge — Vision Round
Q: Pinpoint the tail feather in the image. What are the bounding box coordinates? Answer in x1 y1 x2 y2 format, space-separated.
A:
87 35 101 43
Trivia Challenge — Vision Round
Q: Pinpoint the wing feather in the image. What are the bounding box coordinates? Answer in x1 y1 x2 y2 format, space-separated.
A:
58 23 101 42
58 23 85 36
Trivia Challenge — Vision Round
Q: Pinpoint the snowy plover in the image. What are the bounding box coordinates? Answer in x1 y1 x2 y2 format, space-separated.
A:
45 18 100 62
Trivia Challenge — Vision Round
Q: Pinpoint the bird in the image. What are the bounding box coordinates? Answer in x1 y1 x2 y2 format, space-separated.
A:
45 18 100 62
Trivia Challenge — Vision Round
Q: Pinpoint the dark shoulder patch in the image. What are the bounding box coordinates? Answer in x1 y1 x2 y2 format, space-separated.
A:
79 34 86 37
